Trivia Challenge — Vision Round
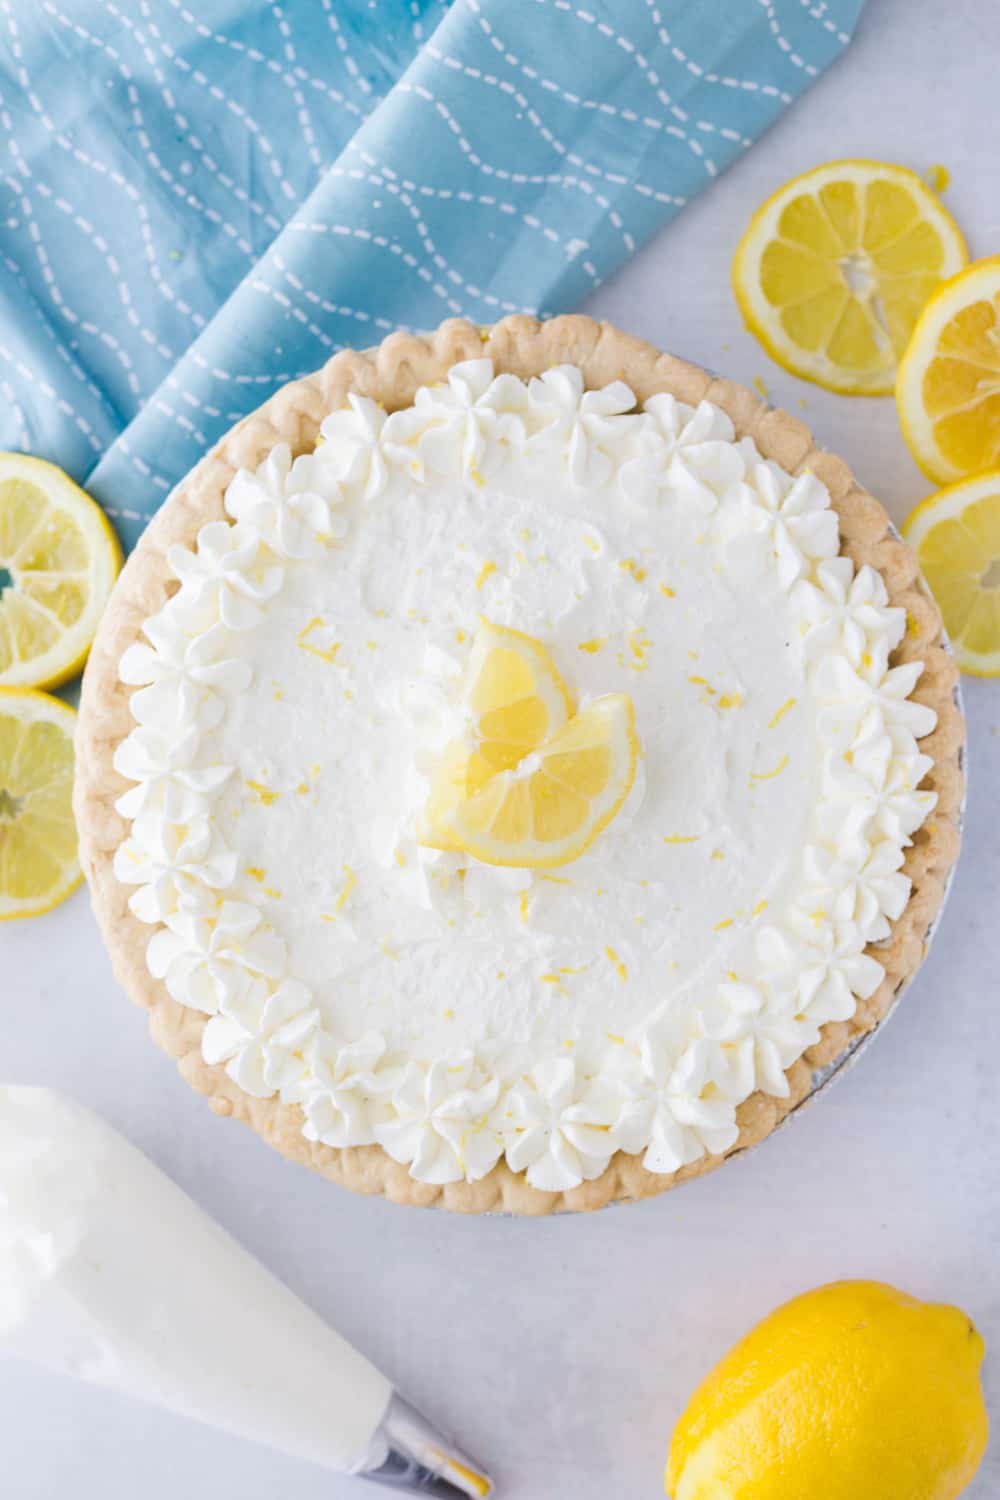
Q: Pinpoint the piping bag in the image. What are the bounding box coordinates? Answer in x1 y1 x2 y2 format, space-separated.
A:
0 1087 492 1497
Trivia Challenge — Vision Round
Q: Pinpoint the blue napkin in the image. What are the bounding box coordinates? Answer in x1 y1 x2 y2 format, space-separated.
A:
0 0 865 550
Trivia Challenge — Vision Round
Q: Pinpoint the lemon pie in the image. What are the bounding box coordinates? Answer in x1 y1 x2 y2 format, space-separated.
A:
74 317 963 1213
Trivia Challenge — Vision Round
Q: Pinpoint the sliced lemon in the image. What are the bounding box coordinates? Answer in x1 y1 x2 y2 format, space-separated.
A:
0 686 80 918
896 256 1000 483
466 619 574 769
421 619 575 835
0 453 123 689
420 621 638 868
733 160 968 395
903 471 1000 676
428 692 638 870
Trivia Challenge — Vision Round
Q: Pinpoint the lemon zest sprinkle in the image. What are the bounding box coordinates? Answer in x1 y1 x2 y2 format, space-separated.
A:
540 874 571 885
751 754 789 783
711 849 725 861
753 374 770 400
261 887 282 900
768 697 797 729
519 890 530 924
246 866 266 882
659 583 676 598
296 782 310 795
604 945 627 982
663 833 700 845
297 617 342 664
714 917 735 931
395 849 406 867
924 163 950 192
752 899 768 916
717 693 743 710
246 780 279 806
619 558 648 582
335 864 357 912
578 637 607 654
628 627 651 670
476 559 497 589
607 1033 625 1045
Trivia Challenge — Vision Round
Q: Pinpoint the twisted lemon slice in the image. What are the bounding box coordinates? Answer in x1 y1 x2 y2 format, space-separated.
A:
421 621 638 869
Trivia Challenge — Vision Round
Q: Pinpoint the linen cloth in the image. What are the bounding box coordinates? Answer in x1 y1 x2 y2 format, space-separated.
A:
0 0 865 548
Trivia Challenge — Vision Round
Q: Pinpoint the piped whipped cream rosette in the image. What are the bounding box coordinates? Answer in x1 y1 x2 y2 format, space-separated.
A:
77 320 959 1213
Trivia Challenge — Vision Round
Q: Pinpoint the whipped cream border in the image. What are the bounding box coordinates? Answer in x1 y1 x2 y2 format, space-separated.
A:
112 359 938 1193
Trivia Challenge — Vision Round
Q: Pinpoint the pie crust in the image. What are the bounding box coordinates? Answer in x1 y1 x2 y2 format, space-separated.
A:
73 315 965 1214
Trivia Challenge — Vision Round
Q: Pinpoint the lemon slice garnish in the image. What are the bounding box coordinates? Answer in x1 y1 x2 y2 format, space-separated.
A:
733 160 967 395
903 470 1000 676
896 255 1000 483
0 686 80 919
0 453 122 689
420 621 638 869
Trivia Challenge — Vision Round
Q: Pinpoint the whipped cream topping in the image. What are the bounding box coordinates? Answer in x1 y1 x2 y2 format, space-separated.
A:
113 359 938 1192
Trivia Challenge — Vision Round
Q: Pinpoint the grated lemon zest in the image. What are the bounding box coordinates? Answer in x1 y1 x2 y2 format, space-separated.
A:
751 754 789 783
246 780 279 806
768 697 797 729
335 864 357 911
604 945 628 982
297 617 342 663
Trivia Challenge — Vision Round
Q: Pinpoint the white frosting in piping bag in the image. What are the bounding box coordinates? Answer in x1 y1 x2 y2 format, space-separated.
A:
0 1087 391 1472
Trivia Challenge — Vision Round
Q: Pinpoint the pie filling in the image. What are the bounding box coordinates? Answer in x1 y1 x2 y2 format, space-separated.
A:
112 360 937 1192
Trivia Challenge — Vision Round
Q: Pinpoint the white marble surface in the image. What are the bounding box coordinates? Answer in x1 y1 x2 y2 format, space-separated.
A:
4 0 999 1493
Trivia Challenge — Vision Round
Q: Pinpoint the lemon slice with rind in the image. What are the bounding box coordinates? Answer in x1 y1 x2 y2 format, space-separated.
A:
733 160 967 395
896 255 1000 483
428 692 638 870
466 619 574 770
421 619 575 838
0 686 80 918
903 470 1000 676
0 453 123 689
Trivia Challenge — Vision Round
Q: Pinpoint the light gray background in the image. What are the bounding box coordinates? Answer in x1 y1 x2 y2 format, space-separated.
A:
4 0 999 1494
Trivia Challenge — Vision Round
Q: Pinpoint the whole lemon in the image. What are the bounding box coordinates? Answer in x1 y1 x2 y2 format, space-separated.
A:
666 1281 988 1500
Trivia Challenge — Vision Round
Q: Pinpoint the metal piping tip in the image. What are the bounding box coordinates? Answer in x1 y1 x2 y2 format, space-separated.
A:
356 1392 494 1497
